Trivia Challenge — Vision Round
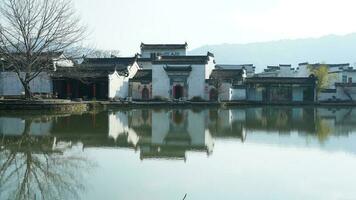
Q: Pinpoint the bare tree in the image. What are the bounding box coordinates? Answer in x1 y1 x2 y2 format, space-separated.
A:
0 117 93 200
87 49 121 58
0 0 86 99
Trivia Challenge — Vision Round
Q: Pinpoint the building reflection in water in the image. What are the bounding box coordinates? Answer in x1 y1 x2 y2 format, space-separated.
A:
1 107 356 199
1 107 356 162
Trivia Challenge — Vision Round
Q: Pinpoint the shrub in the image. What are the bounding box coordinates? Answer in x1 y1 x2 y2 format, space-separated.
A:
190 96 205 102
153 96 169 102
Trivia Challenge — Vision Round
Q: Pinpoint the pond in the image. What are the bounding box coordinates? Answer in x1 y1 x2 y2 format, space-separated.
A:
1 106 356 200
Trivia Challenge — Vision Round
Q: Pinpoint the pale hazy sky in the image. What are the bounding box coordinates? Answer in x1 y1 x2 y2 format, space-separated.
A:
74 0 356 55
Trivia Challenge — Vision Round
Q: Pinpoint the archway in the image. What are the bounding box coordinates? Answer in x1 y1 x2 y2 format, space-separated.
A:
142 87 149 100
173 84 183 99
209 88 218 101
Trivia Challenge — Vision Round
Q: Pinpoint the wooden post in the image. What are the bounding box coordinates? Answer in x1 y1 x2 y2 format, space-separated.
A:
66 81 71 98
76 80 80 98
93 83 96 99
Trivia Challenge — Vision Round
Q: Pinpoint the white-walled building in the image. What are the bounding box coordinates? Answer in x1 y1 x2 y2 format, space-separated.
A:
296 62 356 101
52 56 140 100
0 52 74 97
256 64 297 77
216 64 255 77
151 52 216 100
207 68 246 101
138 43 188 69
140 43 187 58
130 69 152 100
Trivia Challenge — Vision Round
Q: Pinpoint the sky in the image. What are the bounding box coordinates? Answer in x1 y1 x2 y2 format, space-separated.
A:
74 0 356 56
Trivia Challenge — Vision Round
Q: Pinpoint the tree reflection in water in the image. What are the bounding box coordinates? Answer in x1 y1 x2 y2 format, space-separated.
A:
0 119 93 200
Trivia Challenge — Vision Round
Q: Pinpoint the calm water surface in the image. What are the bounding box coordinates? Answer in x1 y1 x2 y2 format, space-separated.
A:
1 106 356 200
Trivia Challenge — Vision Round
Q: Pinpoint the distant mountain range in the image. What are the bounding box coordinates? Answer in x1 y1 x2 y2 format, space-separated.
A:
190 33 356 72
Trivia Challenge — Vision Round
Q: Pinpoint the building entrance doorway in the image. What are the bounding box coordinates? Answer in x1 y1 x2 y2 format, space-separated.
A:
142 87 149 100
209 88 218 101
173 84 183 99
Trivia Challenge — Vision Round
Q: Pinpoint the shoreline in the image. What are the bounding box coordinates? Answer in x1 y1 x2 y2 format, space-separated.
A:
2 99 356 110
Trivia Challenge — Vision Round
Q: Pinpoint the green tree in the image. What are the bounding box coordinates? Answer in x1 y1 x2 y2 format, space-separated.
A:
308 64 336 99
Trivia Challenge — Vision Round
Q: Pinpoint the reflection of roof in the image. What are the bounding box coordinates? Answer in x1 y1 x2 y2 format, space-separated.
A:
131 69 152 82
140 43 187 50
140 147 186 160
164 132 191 144
139 145 208 160
246 76 316 85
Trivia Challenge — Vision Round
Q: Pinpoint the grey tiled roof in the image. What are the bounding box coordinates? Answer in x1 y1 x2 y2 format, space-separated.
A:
152 55 212 65
82 57 137 70
210 69 243 80
131 69 152 82
245 76 316 85
140 43 188 50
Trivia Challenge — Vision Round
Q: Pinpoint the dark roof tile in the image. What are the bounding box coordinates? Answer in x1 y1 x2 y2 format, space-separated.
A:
209 69 243 80
246 76 316 85
140 43 188 50
152 55 211 65
131 69 152 82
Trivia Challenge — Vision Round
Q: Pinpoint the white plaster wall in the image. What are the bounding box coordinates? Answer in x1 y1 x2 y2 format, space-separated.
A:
0 72 52 96
1 72 27 96
205 58 215 80
218 83 231 101
230 88 246 101
141 49 186 58
318 92 336 101
279 66 296 77
296 64 310 77
152 65 170 98
341 71 356 83
336 86 356 101
188 65 206 99
29 73 52 93
108 71 124 99
152 61 213 100
109 63 139 99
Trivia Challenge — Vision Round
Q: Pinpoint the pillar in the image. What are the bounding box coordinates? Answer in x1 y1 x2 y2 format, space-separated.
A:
93 83 96 99
66 81 71 98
